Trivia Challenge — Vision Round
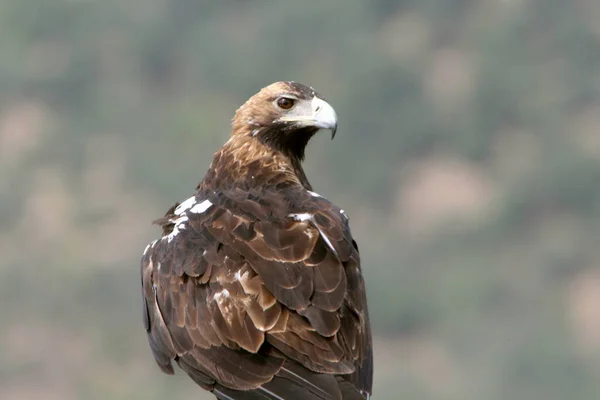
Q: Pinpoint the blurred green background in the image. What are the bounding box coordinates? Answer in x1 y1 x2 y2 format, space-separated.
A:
2 1 600 399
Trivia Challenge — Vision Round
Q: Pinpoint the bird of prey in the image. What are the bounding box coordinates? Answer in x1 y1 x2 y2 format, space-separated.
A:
140 81 373 399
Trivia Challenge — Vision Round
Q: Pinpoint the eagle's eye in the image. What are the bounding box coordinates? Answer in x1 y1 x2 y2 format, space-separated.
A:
276 97 295 110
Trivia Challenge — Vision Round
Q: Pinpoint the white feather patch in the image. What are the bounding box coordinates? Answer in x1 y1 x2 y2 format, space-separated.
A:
190 199 213 214
288 213 312 222
307 191 322 198
214 289 230 301
234 270 242 281
163 216 188 242
175 196 196 215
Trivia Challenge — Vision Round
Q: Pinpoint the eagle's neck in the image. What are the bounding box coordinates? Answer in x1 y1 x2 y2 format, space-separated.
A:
200 135 313 191
288 155 311 190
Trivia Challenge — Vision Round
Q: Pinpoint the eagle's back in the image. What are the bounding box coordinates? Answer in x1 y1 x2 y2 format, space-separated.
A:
141 184 372 399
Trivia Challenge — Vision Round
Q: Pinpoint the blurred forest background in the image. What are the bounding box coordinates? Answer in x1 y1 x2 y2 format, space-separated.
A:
2 1 600 399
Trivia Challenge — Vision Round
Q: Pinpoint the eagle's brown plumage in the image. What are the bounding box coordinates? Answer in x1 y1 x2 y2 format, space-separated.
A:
141 81 373 399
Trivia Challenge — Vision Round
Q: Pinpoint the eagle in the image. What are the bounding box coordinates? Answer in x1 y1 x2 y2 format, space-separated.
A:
140 81 373 399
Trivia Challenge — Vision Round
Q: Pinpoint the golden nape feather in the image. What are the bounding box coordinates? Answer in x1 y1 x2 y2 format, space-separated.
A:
140 81 373 399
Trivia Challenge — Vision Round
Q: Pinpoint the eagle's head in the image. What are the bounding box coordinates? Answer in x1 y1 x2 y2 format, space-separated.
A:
231 81 338 160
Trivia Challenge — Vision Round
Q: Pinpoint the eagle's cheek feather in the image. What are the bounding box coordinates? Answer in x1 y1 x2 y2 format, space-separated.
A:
140 81 373 399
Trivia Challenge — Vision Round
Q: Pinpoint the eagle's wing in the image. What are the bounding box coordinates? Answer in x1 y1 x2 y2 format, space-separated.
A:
141 188 372 399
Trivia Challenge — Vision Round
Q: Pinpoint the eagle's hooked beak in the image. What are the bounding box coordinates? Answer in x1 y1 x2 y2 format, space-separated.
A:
278 96 338 139
311 97 338 140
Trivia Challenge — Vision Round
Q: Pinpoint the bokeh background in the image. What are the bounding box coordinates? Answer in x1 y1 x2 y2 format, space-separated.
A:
2 1 600 399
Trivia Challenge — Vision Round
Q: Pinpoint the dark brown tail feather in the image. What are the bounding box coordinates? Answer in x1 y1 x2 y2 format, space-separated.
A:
337 379 369 400
211 361 369 400
176 352 367 399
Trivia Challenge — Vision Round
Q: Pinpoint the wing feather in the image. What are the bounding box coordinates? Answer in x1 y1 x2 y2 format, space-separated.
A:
140 189 372 396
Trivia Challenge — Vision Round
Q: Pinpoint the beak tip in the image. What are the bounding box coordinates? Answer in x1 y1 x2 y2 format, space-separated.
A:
311 97 338 140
